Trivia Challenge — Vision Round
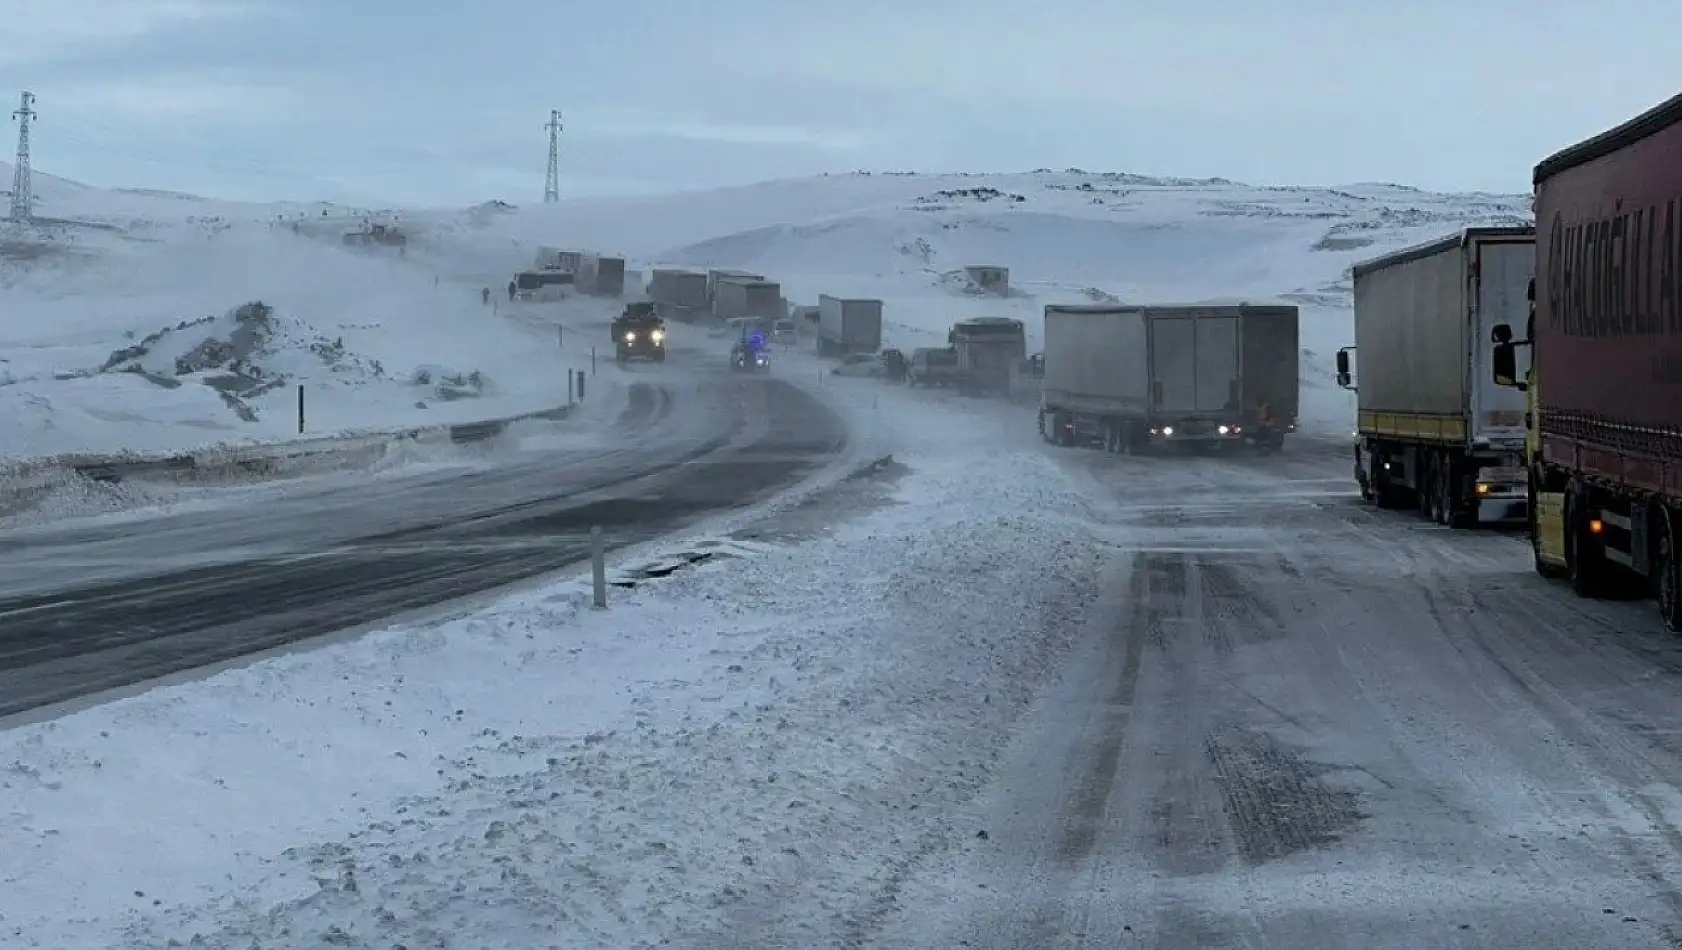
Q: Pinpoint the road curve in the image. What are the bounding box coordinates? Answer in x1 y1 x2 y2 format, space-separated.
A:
0 373 846 717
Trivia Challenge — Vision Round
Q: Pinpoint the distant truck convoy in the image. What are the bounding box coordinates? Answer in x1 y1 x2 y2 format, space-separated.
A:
817 295 884 357
1040 303 1299 452
1338 226 1534 527
1490 90 1682 630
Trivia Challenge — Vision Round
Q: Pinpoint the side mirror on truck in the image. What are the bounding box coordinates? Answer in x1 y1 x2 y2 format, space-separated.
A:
1334 347 1354 390
1491 338 1526 391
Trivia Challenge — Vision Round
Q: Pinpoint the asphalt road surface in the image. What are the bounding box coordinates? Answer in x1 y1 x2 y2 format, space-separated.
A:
0 369 846 717
867 438 1682 949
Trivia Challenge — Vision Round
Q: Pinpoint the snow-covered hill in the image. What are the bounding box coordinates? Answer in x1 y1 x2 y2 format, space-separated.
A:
0 165 1533 460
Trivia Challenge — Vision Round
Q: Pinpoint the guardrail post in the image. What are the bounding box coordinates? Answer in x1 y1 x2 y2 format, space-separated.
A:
578 372 586 401
591 346 597 376
591 526 608 608
568 369 576 405
297 384 305 434
558 324 564 349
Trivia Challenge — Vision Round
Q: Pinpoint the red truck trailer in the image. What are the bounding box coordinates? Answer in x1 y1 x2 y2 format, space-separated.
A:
1491 90 1682 631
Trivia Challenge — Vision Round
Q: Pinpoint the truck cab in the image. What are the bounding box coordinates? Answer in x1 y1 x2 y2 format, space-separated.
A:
1490 277 1567 576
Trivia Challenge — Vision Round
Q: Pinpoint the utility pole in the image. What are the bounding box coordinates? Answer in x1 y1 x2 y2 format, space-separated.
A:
10 91 36 223
544 109 562 204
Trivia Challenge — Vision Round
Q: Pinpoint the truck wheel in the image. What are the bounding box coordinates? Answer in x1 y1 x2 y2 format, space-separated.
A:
1373 463 1400 509
1658 508 1682 633
1440 454 1476 528
1052 412 1073 447
1566 491 1609 598
1420 458 1438 520
1430 455 1451 525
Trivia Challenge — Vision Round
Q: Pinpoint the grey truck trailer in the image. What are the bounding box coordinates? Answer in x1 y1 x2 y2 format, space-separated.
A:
1040 302 1299 453
1337 225 1534 526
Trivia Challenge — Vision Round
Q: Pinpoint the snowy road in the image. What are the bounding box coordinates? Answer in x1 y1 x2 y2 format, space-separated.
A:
0 369 847 716
869 439 1682 949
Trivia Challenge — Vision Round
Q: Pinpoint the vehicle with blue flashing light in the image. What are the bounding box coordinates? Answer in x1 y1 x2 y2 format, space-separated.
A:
730 330 771 372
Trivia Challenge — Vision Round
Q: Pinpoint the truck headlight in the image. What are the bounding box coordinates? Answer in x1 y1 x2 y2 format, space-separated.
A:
624 332 636 343
1217 425 1230 435
651 330 665 342
1161 426 1174 437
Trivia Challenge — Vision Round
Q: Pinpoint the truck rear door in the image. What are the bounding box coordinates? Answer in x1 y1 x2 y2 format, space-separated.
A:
1150 315 1199 413
1149 311 1239 413
1194 312 1240 411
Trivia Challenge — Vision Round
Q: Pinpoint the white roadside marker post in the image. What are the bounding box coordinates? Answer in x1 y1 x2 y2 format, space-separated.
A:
591 525 608 609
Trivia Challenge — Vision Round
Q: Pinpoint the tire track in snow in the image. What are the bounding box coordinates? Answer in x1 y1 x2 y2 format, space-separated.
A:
874 440 1682 947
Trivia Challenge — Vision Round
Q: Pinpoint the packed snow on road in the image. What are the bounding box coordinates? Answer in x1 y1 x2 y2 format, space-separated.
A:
6 165 1682 949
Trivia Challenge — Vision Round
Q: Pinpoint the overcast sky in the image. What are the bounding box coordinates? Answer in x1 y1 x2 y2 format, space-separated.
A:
3 0 1679 206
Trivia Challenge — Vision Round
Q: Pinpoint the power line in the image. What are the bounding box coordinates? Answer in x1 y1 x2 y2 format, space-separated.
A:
544 109 562 204
11 90 36 222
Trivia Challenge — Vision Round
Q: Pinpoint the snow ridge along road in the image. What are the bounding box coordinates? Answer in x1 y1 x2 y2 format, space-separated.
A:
0 374 847 717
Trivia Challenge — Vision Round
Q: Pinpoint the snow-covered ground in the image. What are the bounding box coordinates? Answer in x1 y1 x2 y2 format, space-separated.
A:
0 165 1566 948
0 169 602 463
0 368 1114 949
2 164 1530 462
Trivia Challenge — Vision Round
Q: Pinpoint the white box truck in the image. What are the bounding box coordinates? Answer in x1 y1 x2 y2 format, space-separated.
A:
1337 225 1534 526
1041 303 1299 453
576 254 625 297
707 269 764 305
817 295 884 357
649 269 709 321
713 278 783 321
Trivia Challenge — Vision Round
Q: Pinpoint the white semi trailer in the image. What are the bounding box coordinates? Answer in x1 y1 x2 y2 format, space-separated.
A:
1040 303 1300 453
1337 225 1534 526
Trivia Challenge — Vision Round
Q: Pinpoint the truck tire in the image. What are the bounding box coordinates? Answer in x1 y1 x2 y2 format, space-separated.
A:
1373 463 1401 509
1566 489 1610 598
1658 508 1682 633
1430 453 1452 525
1051 411 1072 447
1420 458 1439 521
